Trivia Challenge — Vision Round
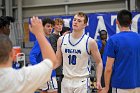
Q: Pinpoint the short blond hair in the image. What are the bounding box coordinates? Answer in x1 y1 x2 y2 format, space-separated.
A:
75 12 88 24
54 18 64 25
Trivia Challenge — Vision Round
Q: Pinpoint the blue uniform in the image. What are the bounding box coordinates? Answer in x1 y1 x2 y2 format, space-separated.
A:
97 40 107 69
106 31 140 89
29 37 56 77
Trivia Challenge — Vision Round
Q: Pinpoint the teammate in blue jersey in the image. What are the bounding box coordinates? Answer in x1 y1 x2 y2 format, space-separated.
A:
56 12 103 93
101 10 140 93
30 18 58 93
97 30 108 69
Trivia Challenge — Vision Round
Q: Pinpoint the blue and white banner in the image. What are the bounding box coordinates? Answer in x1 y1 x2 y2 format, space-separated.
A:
29 12 140 41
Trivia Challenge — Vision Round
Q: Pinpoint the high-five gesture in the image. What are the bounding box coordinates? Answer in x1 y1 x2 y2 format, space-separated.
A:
29 16 57 69
29 16 44 36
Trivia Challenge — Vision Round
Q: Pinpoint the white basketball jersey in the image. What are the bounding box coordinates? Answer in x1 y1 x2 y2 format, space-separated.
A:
61 34 90 78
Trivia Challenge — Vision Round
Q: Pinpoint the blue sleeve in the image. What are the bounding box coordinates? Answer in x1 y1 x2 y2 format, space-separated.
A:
106 38 116 58
97 40 102 50
29 41 41 65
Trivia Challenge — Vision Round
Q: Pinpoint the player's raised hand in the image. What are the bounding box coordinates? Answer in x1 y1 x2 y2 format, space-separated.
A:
29 16 44 36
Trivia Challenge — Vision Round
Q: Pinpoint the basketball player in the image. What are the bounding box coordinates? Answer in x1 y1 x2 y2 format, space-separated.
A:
30 18 58 93
101 10 140 93
56 12 103 93
0 16 57 93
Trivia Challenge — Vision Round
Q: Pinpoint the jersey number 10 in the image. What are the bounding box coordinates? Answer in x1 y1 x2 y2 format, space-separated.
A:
68 55 77 65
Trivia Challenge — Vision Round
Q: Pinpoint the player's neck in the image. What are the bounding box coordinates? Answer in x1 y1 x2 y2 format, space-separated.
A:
53 30 60 35
71 30 84 39
120 27 130 32
45 34 49 38
0 60 12 68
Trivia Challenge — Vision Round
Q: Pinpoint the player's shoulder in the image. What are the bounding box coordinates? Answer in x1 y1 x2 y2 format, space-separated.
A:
83 34 90 38
84 35 97 47
58 34 67 40
57 34 68 45
57 36 63 44
60 33 70 40
87 36 96 43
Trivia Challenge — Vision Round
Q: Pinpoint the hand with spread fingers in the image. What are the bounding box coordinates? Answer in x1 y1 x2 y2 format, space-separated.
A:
29 16 44 36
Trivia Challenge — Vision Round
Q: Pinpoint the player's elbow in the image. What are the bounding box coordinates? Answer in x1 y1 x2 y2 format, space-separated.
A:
105 66 112 73
54 60 62 69
51 57 59 69
96 60 103 68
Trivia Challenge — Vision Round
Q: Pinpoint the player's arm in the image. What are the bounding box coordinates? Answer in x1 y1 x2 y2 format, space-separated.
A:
89 38 103 89
101 38 115 93
54 36 63 69
101 57 114 93
29 16 57 69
